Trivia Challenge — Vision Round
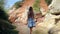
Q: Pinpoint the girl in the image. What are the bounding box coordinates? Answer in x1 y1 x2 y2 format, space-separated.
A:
28 7 35 34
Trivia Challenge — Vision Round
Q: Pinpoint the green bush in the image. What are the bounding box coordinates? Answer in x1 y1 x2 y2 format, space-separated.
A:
45 0 52 5
33 0 40 12
0 0 19 34
13 0 24 9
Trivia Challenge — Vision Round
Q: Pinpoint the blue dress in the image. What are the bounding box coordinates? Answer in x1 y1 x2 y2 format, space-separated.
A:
28 18 35 28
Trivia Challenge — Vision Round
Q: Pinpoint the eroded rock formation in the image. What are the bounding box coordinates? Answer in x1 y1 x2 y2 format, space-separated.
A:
33 0 60 34
8 0 48 24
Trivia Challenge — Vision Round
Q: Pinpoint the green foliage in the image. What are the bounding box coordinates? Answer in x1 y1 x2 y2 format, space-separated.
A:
45 0 52 5
0 0 19 34
33 0 40 12
0 8 8 21
14 0 23 9
0 0 4 9
0 7 19 34
0 19 18 34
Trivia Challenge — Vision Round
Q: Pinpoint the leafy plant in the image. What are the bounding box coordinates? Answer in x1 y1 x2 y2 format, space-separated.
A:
45 0 52 5
0 0 19 34
33 0 40 12
13 0 24 9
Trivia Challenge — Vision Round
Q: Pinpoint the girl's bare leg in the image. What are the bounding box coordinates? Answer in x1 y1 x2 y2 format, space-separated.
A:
30 27 33 34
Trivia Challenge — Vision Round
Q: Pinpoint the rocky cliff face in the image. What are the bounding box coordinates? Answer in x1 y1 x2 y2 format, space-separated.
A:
8 0 48 24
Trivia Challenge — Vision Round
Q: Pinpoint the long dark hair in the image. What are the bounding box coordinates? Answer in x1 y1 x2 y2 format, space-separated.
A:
28 7 34 18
